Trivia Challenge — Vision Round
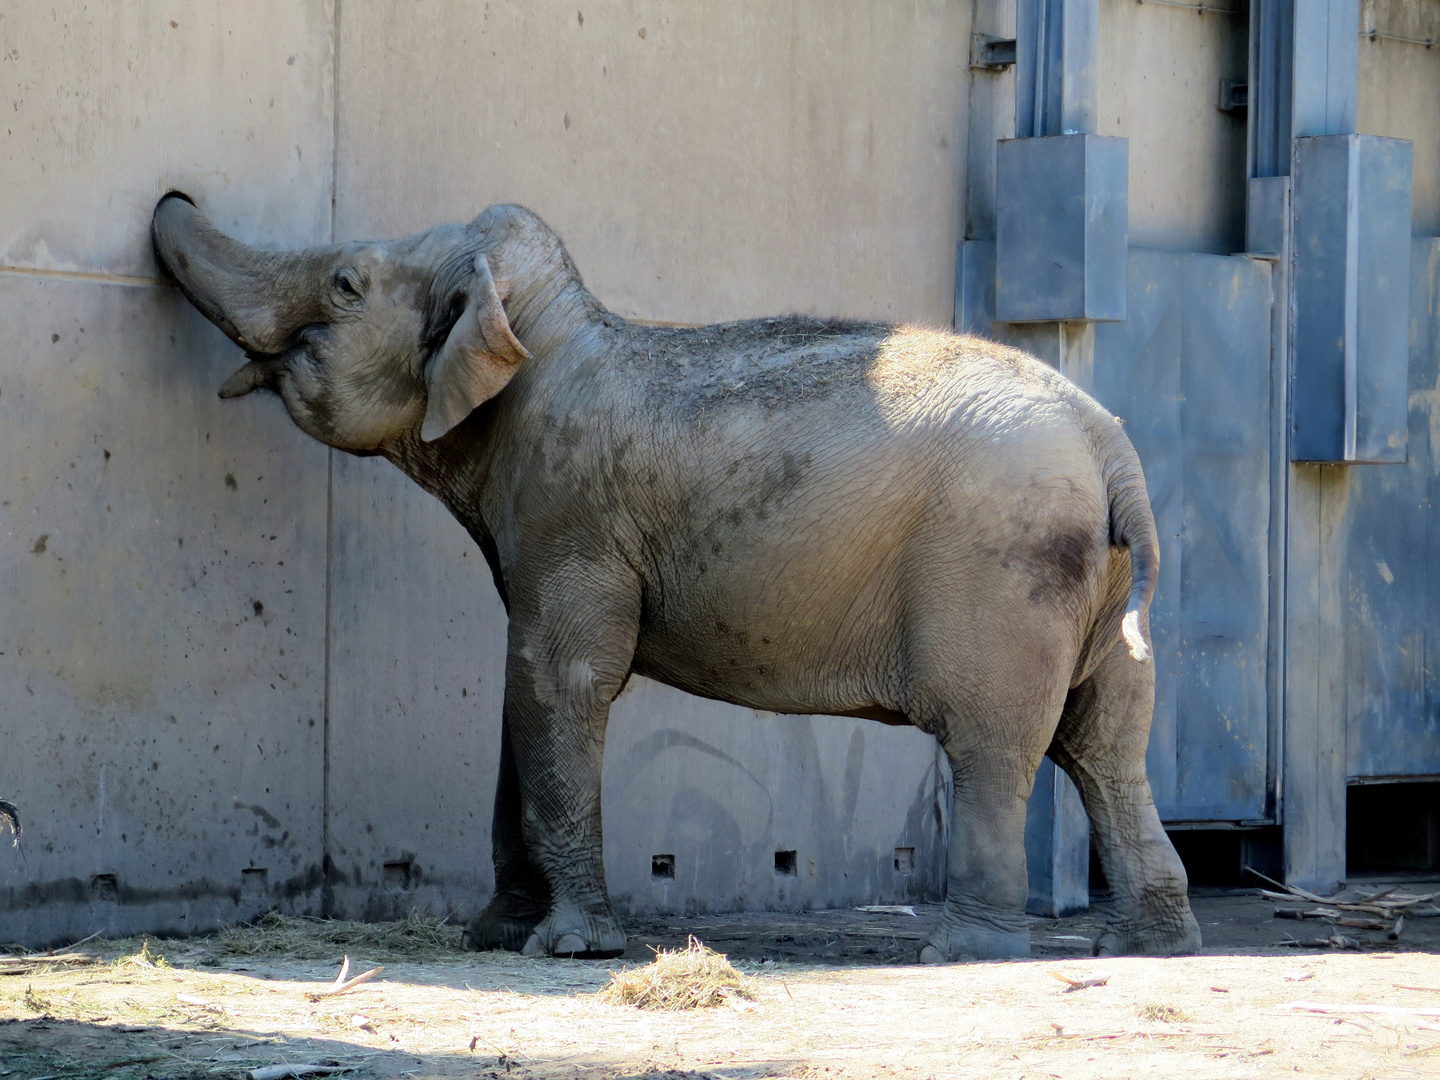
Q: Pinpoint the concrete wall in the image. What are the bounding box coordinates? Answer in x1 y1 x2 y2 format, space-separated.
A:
1098 0 1249 255
1358 2 1440 237
0 1 335 944
1 0 966 946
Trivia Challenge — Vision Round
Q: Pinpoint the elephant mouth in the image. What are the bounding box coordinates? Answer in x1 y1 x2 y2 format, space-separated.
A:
218 352 291 399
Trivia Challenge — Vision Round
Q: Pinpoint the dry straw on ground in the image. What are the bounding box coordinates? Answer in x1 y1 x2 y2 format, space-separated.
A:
212 910 462 961
596 935 755 1011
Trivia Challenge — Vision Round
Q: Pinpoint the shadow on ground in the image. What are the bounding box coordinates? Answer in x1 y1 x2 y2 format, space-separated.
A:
0 1015 790 1080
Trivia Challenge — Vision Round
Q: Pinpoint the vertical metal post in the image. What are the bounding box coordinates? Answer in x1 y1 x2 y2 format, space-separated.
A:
1015 0 1098 138
1253 0 1363 893
1010 0 1103 916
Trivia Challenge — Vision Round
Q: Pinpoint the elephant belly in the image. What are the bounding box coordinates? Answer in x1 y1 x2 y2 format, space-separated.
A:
627 480 1108 722
629 523 917 719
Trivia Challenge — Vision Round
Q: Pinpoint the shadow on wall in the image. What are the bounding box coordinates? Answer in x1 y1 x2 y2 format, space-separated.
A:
603 688 949 916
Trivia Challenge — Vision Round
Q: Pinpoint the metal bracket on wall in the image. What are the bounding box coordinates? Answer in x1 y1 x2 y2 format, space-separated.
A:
970 34 1017 71
1289 134 1413 463
1218 79 1248 115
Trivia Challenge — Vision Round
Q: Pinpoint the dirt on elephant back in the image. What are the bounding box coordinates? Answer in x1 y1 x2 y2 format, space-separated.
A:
4 885 1440 1080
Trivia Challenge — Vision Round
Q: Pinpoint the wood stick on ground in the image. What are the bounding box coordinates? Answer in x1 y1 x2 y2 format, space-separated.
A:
0 953 99 970
0 940 104 975
1279 934 1360 949
1396 984 1440 993
304 955 383 1001
1047 970 1109 992
176 992 224 1013
1279 1001 1440 1018
248 1065 354 1080
1244 866 1331 905
1333 916 1391 932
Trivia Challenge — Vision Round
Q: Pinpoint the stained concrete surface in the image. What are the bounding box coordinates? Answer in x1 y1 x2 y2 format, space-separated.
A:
0 276 331 943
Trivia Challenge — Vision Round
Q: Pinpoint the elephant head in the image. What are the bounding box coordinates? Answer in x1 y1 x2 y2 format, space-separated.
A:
149 194 600 451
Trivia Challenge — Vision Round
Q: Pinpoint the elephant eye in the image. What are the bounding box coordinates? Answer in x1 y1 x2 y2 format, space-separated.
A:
333 270 364 301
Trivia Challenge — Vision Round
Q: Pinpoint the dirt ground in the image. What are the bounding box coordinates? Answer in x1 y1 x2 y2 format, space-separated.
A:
5 884 1440 1080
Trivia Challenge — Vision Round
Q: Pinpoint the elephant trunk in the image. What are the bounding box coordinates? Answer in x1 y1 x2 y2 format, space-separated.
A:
151 193 326 355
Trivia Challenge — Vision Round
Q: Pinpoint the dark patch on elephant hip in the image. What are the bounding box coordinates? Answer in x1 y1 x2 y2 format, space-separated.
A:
1026 526 1099 605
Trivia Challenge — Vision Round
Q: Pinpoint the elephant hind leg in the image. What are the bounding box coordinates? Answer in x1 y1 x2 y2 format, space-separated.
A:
463 714 552 952
1049 641 1201 957
918 695 1066 964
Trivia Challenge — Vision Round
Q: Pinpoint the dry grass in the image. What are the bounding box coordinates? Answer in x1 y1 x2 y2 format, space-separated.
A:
112 937 172 971
211 910 462 961
596 936 755 1011
1137 1002 1190 1023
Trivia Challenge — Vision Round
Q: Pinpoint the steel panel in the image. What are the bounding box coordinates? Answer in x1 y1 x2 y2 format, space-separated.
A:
1291 0 1359 140
1290 134 1413 463
963 243 1275 821
1344 239 1440 780
1246 176 1291 257
1095 250 1273 821
1024 757 1089 917
1014 0 1099 139
995 134 1128 323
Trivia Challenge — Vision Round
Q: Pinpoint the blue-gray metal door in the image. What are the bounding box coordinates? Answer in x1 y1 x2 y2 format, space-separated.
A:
1343 239 1440 781
1094 250 1275 823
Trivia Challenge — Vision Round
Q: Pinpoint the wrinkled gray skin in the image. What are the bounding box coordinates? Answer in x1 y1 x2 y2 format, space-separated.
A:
151 193 1201 962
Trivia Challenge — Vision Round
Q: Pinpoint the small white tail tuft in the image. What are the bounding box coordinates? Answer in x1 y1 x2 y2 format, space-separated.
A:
1122 609 1151 662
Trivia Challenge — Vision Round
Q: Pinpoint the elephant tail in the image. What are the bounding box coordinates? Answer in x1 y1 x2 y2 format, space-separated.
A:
1101 427 1158 663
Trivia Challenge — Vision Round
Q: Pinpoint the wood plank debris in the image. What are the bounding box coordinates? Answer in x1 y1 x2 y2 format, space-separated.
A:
1048 970 1109 992
1278 1001 1440 1019
0 932 104 975
247 1065 354 1080
303 955 383 1002
1248 866 1440 943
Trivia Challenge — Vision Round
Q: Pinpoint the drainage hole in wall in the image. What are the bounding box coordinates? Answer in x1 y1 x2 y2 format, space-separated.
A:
774 850 798 876
1349 781 1440 874
894 846 915 874
651 854 675 880
89 873 118 902
383 859 416 891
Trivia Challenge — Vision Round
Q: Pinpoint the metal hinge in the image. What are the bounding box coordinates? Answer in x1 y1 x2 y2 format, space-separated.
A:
1218 78 1248 114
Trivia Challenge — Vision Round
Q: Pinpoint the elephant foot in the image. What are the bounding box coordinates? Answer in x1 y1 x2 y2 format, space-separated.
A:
1092 908 1202 957
917 905 1029 963
520 903 627 959
461 891 549 953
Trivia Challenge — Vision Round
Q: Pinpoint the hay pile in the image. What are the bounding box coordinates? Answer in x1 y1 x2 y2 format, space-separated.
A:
597 936 755 1011
213 911 462 962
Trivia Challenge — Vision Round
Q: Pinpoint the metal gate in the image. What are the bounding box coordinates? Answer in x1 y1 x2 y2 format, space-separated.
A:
1094 251 1275 823
963 244 1277 827
1342 239 1440 782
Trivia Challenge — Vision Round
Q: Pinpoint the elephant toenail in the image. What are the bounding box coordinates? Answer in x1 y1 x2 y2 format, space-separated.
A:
554 932 588 956
520 933 546 957
918 944 947 965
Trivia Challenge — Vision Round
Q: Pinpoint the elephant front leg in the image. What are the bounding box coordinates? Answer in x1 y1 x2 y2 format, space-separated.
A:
462 714 552 952
504 592 637 959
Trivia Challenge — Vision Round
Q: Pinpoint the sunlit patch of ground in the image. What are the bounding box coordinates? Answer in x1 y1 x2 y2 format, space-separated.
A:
3 893 1440 1079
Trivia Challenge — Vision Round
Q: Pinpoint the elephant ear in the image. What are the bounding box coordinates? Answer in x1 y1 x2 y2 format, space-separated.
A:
421 254 530 441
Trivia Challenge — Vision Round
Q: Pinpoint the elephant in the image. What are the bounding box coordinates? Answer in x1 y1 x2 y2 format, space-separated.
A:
150 192 1201 962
